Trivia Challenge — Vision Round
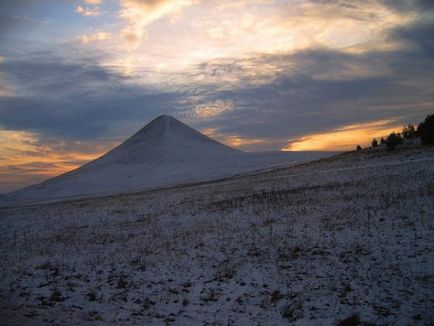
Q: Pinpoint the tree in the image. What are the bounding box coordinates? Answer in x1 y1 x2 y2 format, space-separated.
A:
356 145 362 151
380 137 386 145
402 124 416 139
371 138 378 147
385 132 403 150
417 114 434 145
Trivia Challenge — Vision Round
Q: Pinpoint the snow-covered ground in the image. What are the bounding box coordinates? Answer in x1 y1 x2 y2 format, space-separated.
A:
0 146 433 325
1 115 335 206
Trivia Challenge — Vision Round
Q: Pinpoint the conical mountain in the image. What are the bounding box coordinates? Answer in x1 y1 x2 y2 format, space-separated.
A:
3 115 243 205
82 115 240 170
2 115 334 206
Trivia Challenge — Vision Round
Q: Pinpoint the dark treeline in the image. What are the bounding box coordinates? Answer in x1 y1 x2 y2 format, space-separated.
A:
357 114 434 151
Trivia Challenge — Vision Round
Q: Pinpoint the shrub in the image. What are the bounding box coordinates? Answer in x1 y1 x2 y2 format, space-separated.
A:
338 313 360 326
417 114 434 145
270 290 285 303
116 274 128 289
356 145 362 151
87 291 97 302
49 288 63 302
402 124 416 139
371 138 378 147
385 132 403 150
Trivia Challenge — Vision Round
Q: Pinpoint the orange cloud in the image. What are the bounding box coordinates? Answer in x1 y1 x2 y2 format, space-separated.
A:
282 120 402 151
78 31 111 44
120 0 196 49
201 127 266 149
0 129 118 192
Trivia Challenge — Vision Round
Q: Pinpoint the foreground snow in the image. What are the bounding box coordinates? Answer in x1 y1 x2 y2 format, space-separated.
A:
0 147 433 325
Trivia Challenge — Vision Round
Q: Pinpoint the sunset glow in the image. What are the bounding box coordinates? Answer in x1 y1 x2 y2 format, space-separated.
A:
202 127 267 149
282 120 402 151
0 129 117 192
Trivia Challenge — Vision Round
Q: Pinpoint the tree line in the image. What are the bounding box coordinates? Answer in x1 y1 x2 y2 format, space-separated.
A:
356 114 434 151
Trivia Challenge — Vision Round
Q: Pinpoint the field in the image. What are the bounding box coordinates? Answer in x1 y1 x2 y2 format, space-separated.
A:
1 147 433 325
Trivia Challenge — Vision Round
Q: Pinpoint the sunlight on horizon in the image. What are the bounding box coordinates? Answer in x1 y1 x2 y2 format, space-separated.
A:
0 129 116 192
282 120 402 151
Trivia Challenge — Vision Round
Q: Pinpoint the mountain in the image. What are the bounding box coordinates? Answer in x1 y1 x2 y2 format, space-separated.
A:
1 115 334 206
83 115 241 168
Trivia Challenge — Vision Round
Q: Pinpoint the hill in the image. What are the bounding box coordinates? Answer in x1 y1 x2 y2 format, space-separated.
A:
1 115 333 206
0 146 433 324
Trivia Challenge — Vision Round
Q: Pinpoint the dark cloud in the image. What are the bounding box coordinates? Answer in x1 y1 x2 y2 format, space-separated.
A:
381 0 434 12
184 23 434 149
0 0 49 37
0 53 186 139
312 0 434 12
1 10 433 151
390 21 434 55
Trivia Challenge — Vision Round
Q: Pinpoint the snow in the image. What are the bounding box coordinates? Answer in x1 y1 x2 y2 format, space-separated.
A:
1 115 335 206
0 146 433 325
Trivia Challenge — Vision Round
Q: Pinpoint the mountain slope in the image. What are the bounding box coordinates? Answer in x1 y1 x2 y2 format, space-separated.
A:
2 115 334 205
81 115 241 169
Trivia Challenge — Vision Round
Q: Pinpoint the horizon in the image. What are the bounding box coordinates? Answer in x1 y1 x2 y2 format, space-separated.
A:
0 113 423 195
1 0 434 192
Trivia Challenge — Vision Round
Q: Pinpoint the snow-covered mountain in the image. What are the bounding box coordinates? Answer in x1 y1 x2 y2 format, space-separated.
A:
1 115 334 205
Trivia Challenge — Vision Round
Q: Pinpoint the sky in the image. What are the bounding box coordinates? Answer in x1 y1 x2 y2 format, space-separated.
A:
0 0 433 192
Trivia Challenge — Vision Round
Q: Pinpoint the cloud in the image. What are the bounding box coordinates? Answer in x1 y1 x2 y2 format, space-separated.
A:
0 129 116 192
390 20 434 55
202 127 267 150
193 0 413 57
0 1 433 174
0 77 15 97
5 23 433 152
119 0 197 49
63 0 418 77
85 0 103 4
1 12 433 153
175 18 434 149
0 13 41 38
0 56 15 97
379 0 434 12
311 0 434 13
76 4 101 17
186 100 234 120
0 51 187 140
78 31 111 44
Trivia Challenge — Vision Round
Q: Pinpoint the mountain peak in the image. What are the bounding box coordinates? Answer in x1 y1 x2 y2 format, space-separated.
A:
132 114 188 141
156 114 175 120
152 114 177 125
90 114 241 167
